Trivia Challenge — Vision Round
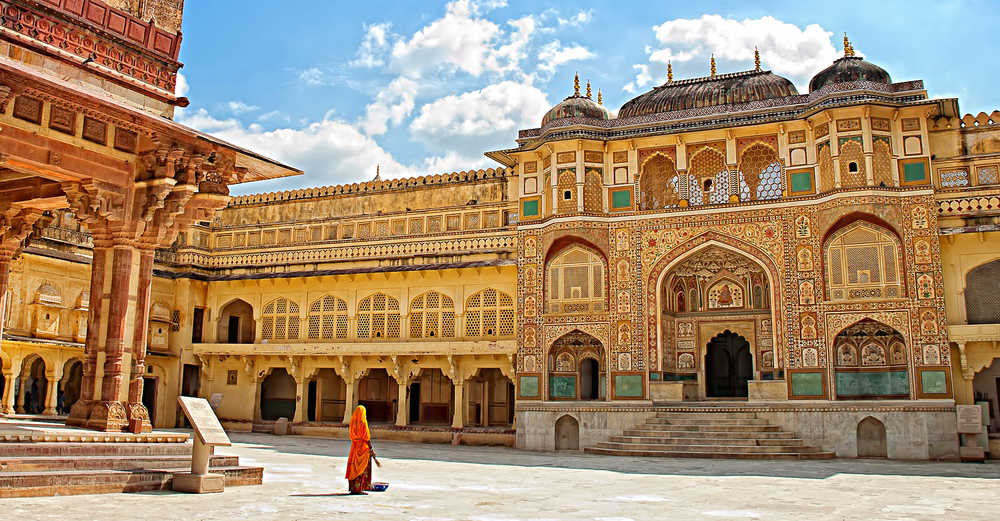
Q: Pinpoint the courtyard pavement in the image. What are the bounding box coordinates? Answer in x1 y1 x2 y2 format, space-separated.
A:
4 431 999 520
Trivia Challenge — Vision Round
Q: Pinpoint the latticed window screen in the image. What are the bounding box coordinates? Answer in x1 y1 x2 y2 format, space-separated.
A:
818 142 834 191
689 148 726 206
756 162 783 200
873 140 894 186
464 288 515 338
839 140 867 188
261 297 300 340
409 291 456 338
357 293 401 338
965 259 1000 324
825 221 902 301
978 166 999 185
307 295 349 339
546 246 605 313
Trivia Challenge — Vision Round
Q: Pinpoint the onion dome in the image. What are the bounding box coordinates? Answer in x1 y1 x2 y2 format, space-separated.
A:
541 74 610 127
618 51 797 119
809 34 891 92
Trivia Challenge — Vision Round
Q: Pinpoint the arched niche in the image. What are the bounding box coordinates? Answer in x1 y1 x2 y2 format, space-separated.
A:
218 299 255 344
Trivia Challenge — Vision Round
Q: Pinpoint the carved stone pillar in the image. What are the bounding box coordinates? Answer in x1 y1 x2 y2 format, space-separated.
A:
0 207 47 340
1 369 17 415
451 377 466 429
16 375 28 414
395 379 409 427
66 237 108 427
342 377 358 424
293 377 308 423
125 248 156 433
43 371 60 415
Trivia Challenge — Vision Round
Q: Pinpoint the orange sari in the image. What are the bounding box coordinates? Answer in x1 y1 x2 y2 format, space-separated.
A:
345 405 372 491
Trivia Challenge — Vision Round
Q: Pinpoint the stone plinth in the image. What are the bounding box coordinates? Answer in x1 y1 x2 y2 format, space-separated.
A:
172 472 225 493
748 380 788 401
649 381 698 401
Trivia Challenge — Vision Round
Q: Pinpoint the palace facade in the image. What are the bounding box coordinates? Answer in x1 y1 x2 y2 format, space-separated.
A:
1 3 999 459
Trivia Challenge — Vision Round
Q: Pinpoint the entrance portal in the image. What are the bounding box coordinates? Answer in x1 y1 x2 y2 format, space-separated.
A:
705 331 753 397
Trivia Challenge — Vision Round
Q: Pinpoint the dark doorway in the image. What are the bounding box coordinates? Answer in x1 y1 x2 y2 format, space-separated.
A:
705 331 753 397
507 381 515 424
142 377 157 426
307 380 317 422
227 316 240 343
409 382 421 423
260 368 296 421
191 307 204 343
579 358 599 400
181 364 200 397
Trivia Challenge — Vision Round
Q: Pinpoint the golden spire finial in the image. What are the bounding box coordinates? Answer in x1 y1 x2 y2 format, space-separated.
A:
843 33 855 57
667 61 673 82
597 89 603 105
375 164 381 181
586 80 592 99
754 46 761 71
710 54 717 77
574 73 580 96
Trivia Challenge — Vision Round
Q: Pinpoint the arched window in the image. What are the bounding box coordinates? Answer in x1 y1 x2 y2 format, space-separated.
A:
840 139 867 188
965 259 1000 324
583 169 602 212
409 291 455 338
547 246 606 313
307 295 348 339
262 297 300 340
825 221 903 301
738 143 781 200
688 147 727 206
357 293 400 339
639 155 678 210
818 142 834 191
464 288 515 338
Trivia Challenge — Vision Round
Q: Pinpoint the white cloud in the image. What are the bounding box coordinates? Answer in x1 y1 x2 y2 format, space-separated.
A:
558 9 592 28
410 81 549 153
177 108 421 193
227 101 259 114
298 67 327 86
634 15 839 92
350 22 392 68
537 40 594 73
175 72 189 97
622 64 652 93
359 76 419 136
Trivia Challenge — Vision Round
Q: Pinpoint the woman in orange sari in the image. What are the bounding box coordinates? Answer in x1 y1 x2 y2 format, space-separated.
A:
346 405 374 494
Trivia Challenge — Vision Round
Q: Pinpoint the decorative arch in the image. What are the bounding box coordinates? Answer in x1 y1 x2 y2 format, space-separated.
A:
583 169 602 213
464 288 514 338
357 293 400 339
647 233 784 374
409 290 456 339
830 318 910 400
547 329 606 401
261 297 300 341
556 168 576 213
545 242 608 314
217 298 255 344
822 217 904 301
737 141 780 200
638 154 678 210
687 146 727 206
817 141 834 191
307 295 349 339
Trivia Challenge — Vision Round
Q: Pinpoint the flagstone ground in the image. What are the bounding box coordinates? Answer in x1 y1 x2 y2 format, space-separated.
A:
4 431 999 521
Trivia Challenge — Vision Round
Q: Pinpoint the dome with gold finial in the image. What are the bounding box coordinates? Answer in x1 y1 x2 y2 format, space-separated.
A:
540 74 610 127
619 51 797 119
808 34 891 92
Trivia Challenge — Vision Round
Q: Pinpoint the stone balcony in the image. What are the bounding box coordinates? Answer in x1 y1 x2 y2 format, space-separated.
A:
191 339 517 358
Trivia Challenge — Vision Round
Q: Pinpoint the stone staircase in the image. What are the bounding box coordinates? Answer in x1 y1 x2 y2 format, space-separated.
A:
585 410 835 460
0 441 262 497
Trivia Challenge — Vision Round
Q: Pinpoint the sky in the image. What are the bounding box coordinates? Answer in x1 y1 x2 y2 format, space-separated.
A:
175 0 1000 195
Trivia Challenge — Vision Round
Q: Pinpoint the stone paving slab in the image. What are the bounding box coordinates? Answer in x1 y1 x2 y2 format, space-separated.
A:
2 431 999 521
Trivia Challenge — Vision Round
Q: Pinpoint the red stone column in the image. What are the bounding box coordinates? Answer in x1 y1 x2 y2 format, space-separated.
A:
85 244 134 432
0 253 13 342
66 241 108 427
126 248 155 433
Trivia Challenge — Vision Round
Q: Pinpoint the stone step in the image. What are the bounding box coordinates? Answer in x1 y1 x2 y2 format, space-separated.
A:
626 423 782 433
584 446 836 460
608 435 806 447
645 418 771 426
623 428 797 438
0 442 192 457
595 441 822 453
653 412 760 419
0 465 263 498
0 454 239 472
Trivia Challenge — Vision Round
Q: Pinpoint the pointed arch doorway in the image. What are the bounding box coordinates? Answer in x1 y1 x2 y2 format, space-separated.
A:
705 331 753 398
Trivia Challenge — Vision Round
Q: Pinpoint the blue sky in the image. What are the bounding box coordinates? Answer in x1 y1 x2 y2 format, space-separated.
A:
175 1 1000 194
